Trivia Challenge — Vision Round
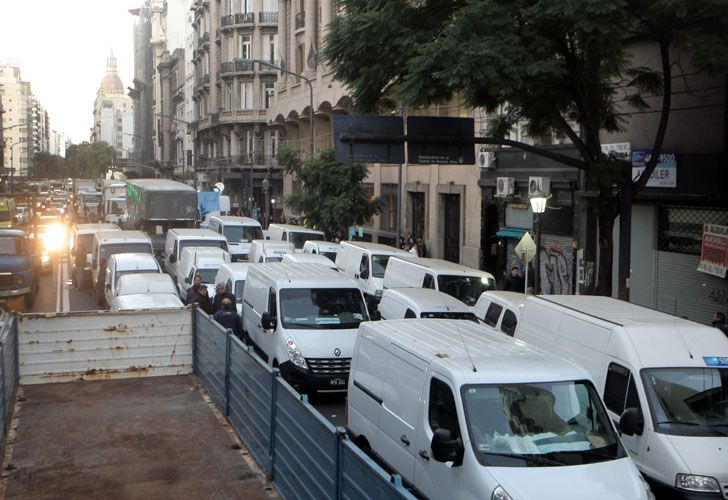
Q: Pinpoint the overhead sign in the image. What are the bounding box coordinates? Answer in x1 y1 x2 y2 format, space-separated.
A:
515 232 537 263
333 115 405 164
601 143 630 160
697 223 728 278
631 149 677 188
407 116 475 165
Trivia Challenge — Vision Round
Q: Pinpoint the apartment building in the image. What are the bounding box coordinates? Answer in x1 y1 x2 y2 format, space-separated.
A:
157 48 190 176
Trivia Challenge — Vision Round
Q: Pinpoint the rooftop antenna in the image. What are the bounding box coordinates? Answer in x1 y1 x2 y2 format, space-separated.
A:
456 325 477 372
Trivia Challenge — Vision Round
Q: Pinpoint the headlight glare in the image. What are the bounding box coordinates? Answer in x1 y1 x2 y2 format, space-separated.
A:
675 474 720 493
491 485 512 500
285 337 307 369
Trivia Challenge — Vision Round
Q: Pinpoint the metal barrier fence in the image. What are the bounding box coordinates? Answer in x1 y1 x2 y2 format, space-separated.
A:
192 309 415 500
0 313 19 451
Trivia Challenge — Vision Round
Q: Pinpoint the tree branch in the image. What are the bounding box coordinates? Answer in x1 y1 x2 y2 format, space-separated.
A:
476 137 588 170
633 38 672 195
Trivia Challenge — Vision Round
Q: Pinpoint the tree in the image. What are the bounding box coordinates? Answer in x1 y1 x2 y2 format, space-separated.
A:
278 147 381 235
65 141 117 179
323 0 728 295
32 152 67 179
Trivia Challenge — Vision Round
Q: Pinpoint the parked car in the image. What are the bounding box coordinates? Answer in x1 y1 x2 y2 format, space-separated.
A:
377 288 479 322
111 293 184 311
302 240 340 261
114 273 177 297
103 253 163 307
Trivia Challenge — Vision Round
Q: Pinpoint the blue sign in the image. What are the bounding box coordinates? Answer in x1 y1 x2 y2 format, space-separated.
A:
703 356 728 367
631 150 677 188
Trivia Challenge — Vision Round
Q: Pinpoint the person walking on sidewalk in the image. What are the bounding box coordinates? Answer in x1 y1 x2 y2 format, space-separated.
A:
503 266 524 292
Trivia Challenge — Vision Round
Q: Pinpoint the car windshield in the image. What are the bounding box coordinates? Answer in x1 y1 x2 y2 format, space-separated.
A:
196 268 218 283
116 269 159 279
100 243 153 260
321 251 337 262
223 225 263 243
0 236 23 254
179 239 228 253
641 368 728 437
289 231 325 249
280 288 368 329
438 275 496 306
108 200 126 214
462 381 624 467
234 280 245 301
371 254 391 278
420 311 479 322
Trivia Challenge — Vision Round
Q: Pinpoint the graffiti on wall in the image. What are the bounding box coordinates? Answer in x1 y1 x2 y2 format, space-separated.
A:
506 234 575 295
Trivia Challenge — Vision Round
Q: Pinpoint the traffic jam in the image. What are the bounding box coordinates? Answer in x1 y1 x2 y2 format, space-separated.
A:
1 177 727 500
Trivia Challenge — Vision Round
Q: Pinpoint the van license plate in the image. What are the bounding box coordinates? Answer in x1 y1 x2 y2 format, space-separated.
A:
330 378 346 386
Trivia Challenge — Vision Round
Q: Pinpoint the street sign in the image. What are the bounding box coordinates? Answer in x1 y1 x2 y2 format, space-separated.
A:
407 116 475 165
333 115 405 164
515 232 537 262
698 223 728 278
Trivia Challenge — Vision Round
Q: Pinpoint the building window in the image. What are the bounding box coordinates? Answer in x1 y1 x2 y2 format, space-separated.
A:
240 35 251 60
262 81 274 109
240 82 253 110
223 84 233 110
223 36 234 62
263 34 278 63
262 0 277 12
658 206 728 255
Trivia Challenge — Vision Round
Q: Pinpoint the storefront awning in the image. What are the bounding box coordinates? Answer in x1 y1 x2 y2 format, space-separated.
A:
495 227 527 239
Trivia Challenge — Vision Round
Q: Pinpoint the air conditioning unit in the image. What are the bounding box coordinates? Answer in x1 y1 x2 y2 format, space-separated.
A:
528 176 551 197
495 177 515 197
477 149 496 169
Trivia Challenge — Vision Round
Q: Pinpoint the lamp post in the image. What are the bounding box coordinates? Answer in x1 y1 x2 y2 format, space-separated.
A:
9 138 32 191
529 196 548 294
261 176 270 228
254 60 314 157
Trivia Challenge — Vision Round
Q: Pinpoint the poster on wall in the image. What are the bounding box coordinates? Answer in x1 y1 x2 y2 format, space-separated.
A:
698 224 728 278
631 150 677 188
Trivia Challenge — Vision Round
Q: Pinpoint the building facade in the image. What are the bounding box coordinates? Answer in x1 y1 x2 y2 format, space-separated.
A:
130 4 155 164
91 52 134 158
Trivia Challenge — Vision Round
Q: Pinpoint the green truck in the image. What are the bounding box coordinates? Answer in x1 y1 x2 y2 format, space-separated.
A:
0 198 17 228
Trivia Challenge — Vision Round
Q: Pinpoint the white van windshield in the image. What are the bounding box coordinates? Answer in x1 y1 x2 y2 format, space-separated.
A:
438 275 496 306
290 231 325 249
642 368 728 437
462 381 625 467
195 268 218 283
100 243 152 261
279 288 368 329
224 225 263 243
179 239 228 253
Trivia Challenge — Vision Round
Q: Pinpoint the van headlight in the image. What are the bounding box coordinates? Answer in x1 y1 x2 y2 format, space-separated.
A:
491 485 512 500
675 474 720 493
285 338 307 369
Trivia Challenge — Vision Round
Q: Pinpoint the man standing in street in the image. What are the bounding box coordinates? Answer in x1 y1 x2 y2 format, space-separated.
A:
503 265 524 292
74 242 87 290
212 282 236 314
187 281 213 314
213 298 243 340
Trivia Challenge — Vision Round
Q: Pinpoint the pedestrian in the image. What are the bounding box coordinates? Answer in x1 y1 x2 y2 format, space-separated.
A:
186 274 203 303
213 298 244 340
74 242 87 290
96 257 107 307
712 312 728 336
188 282 213 315
416 237 427 258
503 265 524 292
212 282 236 314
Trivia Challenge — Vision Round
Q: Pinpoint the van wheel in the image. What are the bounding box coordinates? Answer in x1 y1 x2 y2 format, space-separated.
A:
353 435 371 454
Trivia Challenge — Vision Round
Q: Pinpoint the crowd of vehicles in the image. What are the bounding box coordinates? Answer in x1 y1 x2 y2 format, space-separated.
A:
2 177 726 499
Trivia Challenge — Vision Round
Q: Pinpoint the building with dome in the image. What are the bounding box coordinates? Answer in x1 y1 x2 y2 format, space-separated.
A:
91 51 134 158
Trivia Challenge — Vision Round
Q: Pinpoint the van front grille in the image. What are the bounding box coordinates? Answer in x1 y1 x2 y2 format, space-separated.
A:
306 357 351 376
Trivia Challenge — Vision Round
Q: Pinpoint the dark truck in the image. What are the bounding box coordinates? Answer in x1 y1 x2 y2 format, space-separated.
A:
0 229 39 308
125 179 199 257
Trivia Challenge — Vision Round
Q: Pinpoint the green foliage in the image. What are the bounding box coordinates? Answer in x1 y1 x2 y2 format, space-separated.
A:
65 141 117 180
31 152 67 179
277 147 381 235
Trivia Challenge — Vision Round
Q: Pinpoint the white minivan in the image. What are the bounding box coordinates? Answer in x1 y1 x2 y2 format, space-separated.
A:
302 240 340 261
249 240 294 263
335 241 409 304
383 256 496 306
175 246 231 299
91 230 154 287
214 262 250 315
242 262 369 393
103 252 162 307
515 295 728 498
377 288 479 322
347 319 652 500
266 223 326 251
206 215 263 261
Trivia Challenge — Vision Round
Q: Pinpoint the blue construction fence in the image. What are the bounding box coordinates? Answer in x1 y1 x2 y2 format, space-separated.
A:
0 312 19 452
192 308 416 500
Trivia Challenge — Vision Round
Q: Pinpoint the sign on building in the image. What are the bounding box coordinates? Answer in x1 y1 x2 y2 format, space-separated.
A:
601 142 630 160
698 224 728 278
631 149 677 188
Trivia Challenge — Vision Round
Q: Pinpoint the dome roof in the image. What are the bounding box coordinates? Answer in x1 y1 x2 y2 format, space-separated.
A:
99 73 124 94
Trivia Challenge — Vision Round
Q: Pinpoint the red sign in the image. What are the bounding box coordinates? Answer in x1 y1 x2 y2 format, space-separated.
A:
698 224 728 278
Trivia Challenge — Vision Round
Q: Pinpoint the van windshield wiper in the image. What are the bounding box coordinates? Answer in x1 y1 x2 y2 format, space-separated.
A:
485 452 563 467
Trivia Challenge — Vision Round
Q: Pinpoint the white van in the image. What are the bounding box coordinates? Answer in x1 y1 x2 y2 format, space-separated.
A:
377 288 479 322
335 241 409 304
515 295 728 498
383 256 496 306
214 262 250 315
249 240 294 263
103 252 162 307
347 319 651 500
282 252 338 271
242 263 369 393
163 228 228 277
111 293 184 311
267 223 325 251
302 241 340 261
206 215 263 261
175 246 231 299
69 223 120 282
91 230 154 287
472 291 527 337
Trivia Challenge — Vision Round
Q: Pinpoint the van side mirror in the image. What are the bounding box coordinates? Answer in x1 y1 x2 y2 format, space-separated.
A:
261 311 275 331
619 407 644 436
169 254 177 264
431 428 463 465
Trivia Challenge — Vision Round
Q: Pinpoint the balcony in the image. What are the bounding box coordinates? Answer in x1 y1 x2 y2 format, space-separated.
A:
235 12 254 24
295 11 305 30
220 58 255 76
221 14 235 26
259 11 278 24
197 32 210 47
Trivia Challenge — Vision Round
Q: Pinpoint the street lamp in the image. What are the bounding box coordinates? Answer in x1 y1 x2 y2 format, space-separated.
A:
529 195 548 294
253 60 314 157
9 138 32 191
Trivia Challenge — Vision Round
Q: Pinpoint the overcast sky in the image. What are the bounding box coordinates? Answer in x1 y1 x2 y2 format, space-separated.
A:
0 0 140 144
